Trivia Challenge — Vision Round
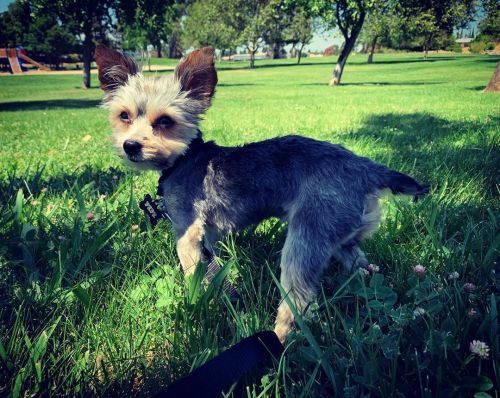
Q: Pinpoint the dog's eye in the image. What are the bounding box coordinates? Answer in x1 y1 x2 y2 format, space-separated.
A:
153 115 175 129
119 111 130 122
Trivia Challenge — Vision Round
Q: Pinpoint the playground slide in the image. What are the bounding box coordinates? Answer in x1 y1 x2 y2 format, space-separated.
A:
18 53 50 71
7 54 22 73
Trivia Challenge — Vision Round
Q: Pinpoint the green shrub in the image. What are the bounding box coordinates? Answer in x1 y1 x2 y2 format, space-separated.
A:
452 42 463 53
486 42 495 51
470 41 486 53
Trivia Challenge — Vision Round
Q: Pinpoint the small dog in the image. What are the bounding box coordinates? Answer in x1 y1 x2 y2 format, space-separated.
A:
95 45 428 342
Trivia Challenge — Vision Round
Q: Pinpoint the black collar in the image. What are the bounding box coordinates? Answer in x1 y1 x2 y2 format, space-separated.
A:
156 135 205 196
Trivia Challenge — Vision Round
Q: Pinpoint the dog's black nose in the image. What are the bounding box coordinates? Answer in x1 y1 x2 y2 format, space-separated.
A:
123 140 142 156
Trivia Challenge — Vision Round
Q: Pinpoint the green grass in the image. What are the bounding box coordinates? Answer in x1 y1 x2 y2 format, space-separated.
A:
0 53 499 397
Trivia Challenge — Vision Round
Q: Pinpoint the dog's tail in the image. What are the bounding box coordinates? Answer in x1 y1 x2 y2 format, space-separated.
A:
381 170 429 201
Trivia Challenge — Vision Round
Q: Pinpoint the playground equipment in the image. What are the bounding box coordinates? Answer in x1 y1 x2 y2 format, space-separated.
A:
0 48 50 74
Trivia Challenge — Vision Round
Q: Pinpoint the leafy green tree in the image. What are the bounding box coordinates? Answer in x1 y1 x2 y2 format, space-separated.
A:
477 0 500 41
396 0 477 58
0 1 31 47
360 1 397 63
261 0 294 58
120 0 177 58
0 1 76 68
290 0 380 85
283 12 314 64
24 14 77 68
32 0 117 88
240 0 270 68
182 0 241 55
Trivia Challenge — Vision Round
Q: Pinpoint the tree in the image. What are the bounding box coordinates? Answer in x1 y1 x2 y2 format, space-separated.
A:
32 0 116 88
261 0 294 59
25 16 77 68
240 0 270 68
396 0 477 58
283 12 314 64
182 0 241 55
291 0 381 85
0 1 76 68
360 1 397 63
484 62 500 92
121 0 176 58
476 0 500 41
0 1 31 47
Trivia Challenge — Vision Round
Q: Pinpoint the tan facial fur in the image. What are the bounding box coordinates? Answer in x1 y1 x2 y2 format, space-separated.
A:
105 75 199 170
95 45 217 170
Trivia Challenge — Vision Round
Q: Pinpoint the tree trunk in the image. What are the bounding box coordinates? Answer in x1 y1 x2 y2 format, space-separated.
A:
329 35 356 86
297 43 305 65
484 62 500 92
82 24 93 89
156 42 162 58
367 35 378 64
169 37 180 58
423 34 432 60
273 43 281 59
249 50 256 68
329 10 366 86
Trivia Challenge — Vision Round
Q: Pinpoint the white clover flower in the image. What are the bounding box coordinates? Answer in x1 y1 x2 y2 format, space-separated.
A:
358 268 370 276
413 307 426 317
448 271 459 281
469 340 490 359
367 263 380 273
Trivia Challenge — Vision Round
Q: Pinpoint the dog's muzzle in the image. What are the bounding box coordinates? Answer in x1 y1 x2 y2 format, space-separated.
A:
123 140 142 159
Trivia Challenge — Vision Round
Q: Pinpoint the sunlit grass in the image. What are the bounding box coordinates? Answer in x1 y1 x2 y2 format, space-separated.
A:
0 53 499 397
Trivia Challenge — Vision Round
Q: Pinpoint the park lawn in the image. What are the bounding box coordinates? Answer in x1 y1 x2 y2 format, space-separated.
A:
0 53 499 397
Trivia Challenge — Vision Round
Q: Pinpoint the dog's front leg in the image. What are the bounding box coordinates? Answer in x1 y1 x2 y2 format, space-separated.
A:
176 219 205 276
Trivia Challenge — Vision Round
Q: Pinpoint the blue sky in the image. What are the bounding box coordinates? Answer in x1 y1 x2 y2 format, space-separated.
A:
0 0 9 12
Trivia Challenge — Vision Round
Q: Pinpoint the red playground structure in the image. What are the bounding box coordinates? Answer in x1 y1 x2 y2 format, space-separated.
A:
0 47 50 74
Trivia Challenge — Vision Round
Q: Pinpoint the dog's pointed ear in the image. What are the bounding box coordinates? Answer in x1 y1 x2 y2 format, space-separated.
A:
95 44 139 92
175 47 217 108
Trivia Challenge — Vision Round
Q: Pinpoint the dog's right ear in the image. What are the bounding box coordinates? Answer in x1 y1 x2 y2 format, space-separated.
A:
94 44 139 92
175 47 217 109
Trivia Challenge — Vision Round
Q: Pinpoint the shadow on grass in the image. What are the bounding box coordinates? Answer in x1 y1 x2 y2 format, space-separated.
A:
218 83 261 87
0 99 101 112
468 85 488 91
473 57 500 64
369 56 457 64
342 112 499 195
215 60 335 71
300 81 444 86
0 165 127 204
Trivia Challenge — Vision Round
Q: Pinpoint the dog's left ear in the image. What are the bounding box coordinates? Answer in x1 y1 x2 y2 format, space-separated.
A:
175 47 217 109
95 44 139 92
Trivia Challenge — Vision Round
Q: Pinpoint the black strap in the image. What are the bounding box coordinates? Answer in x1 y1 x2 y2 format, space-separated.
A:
154 331 284 398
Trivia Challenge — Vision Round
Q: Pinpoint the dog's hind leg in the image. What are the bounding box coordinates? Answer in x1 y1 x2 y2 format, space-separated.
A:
274 223 333 343
333 241 369 272
333 195 381 272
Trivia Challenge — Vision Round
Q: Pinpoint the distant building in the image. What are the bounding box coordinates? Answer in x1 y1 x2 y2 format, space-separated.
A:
456 37 473 53
323 45 339 56
228 53 270 61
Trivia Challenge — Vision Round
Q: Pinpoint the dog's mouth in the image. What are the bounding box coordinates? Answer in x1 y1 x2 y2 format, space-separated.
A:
127 155 141 163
